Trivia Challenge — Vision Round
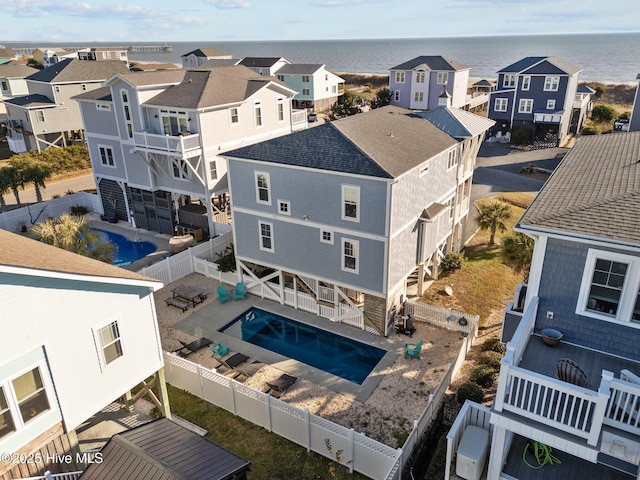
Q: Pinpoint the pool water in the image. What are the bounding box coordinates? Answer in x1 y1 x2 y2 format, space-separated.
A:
220 307 386 385
90 228 157 266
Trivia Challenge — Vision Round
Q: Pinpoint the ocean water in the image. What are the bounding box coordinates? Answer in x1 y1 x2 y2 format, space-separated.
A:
4 33 640 83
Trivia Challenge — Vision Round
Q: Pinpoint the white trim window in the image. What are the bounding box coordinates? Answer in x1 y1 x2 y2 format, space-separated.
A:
302 75 310 83
494 98 508 112
0 386 16 440
96 320 124 366
121 89 133 138
254 101 262 127
302 89 310 96
277 97 285 122
414 92 424 102
503 74 516 88
577 249 640 324
230 107 239 125
544 76 560 91
447 148 458 170
36 110 45 123
259 221 274 252
171 159 189 180
278 199 290 216
518 99 533 114
342 238 359 273
320 230 333 244
342 184 360 222
416 71 425 83
209 160 217 181
521 76 531 91
546 99 556 110
437 71 449 85
160 109 189 136
395 71 405 83
394 90 400 102
255 172 271 205
98 145 115 167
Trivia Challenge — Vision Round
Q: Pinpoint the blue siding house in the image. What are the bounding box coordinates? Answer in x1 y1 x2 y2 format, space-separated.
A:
447 132 640 479
223 105 493 335
487 56 585 146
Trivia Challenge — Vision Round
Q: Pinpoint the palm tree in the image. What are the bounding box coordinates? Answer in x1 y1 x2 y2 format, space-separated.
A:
31 214 114 263
477 200 512 246
4 165 25 205
20 160 52 203
502 232 534 282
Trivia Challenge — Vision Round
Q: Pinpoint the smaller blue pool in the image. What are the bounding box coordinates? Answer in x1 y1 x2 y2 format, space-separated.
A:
220 307 386 385
90 228 157 266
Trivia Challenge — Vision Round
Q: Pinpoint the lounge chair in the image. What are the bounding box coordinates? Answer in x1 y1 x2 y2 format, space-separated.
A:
404 340 425 360
172 337 213 358
235 282 247 300
210 342 229 359
265 373 297 399
556 358 588 387
220 353 249 370
217 284 231 303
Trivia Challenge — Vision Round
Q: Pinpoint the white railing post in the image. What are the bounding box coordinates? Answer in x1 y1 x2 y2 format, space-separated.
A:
266 394 273 432
589 370 613 446
305 409 311 452
494 350 514 412
349 428 355 473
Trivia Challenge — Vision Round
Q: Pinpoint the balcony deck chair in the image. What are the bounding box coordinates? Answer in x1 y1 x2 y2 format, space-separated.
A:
210 342 229 359
556 358 588 387
217 284 231 303
264 373 297 399
404 340 425 360
173 337 213 358
235 282 247 300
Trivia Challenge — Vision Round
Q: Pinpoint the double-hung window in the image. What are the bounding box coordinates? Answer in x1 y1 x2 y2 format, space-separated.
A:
544 76 560 91
518 99 533 114
0 386 15 440
414 92 424 102
494 98 508 112
503 74 516 88
36 110 45 123
13 367 51 425
546 99 556 110
98 321 124 365
259 221 274 252
99 145 115 167
302 75 310 83
521 76 531 91
447 149 458 169
437 72 448 84
395 71 405 83
254 101 262 127
255 172 271 205
230 107 239 125
277 97 285 122
342 185 360 222
342 239 359 273
416 71 425 83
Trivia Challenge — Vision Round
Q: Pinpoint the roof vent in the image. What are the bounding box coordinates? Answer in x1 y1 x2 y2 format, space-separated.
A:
188 78 192 83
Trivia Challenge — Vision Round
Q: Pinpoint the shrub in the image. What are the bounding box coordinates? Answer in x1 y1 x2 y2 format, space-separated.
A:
591 104 617 123
456 382 484 404
215 244 236 272
482 337 507 354
510 126 532 146
424 434 448 480
619 111 631 120
471 365 498 387
581 125 600 135
70 205 89 216
441 252 466 273
480 350 503 369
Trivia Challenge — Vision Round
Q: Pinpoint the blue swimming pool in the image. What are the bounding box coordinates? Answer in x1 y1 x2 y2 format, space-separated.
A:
220 307 386 385
91 228 157 266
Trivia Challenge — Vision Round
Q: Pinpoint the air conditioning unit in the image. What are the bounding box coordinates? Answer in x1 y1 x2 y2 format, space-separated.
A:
456 425 490 480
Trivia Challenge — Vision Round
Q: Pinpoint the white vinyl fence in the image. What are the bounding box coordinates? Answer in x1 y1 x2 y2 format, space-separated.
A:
164 352 401 480
0 193 103 233
405 301 479 335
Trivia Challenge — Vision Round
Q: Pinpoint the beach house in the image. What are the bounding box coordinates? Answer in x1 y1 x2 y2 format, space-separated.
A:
4 59 130 154
0 230 168 479
32 48 77 68
75 65 305 238
77 47 129 65
388 56 470 110
222 105 493 335
180 48 234 68
487 56 584 146
629 74 640 132
275 64 344 112
0 64 38 124
446 131 640 479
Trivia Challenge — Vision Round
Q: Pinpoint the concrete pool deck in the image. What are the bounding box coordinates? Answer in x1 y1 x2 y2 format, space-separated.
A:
172 293 399 402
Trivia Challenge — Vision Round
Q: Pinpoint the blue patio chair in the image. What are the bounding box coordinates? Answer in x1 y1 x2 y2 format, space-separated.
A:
210 342 229 359
217 284 231 303
404 340 425 360
235 282 247 300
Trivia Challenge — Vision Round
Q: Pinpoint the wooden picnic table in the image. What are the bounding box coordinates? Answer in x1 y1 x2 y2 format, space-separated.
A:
171 285 210 307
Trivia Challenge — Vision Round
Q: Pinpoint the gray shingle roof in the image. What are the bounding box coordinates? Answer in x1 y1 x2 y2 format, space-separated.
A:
418 106 495 139
498 56 581 75
143 65 293 110
224 106 457 179
390 56 469 72
239 57 287 68
276 64 324 75
0 64 39 78
27 58 130 83
112 69 185 87
79 418 250 480
4 94 54 107
0 48 16 58
518 131 640 245
181 48 231 58
74 86 112 102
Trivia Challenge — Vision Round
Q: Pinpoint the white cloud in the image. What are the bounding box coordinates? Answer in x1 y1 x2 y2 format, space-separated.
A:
207 0 251 9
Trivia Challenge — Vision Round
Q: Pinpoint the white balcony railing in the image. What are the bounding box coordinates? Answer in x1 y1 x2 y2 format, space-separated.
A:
133 131 202 157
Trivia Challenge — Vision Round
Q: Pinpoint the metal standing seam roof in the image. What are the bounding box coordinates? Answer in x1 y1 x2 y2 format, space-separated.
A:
518 131 640 245
498 56 581 75
79 418 251 480
26 58 130 83
390 55 469 71
418 106 496 139
143 65 294 110
224 105 458 179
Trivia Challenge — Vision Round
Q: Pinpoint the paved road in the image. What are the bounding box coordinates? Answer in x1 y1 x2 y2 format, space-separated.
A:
3 173 96 208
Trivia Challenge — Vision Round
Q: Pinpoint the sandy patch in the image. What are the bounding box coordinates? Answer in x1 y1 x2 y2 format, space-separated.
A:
156 273 465 447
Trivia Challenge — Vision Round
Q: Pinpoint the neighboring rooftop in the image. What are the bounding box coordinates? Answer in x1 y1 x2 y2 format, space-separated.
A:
26 58 130 83
0 63 39 78
276 64 324 75
4 94 55 107
418 106 496 139
518 131 640 245
224 105 457 179
390 55 469 72
79 418 251 480
238 57 288 68
181 48 232 58
498 56 581 76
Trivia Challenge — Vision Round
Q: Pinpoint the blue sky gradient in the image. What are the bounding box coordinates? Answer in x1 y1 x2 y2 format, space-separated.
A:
1 0 638 42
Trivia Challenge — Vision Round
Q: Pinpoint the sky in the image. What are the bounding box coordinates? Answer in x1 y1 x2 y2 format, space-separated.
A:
1 0 639 43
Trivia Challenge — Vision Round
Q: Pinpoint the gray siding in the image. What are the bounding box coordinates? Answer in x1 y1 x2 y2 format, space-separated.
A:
80 102 119 138
535 237 640 359
88 137 127 179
